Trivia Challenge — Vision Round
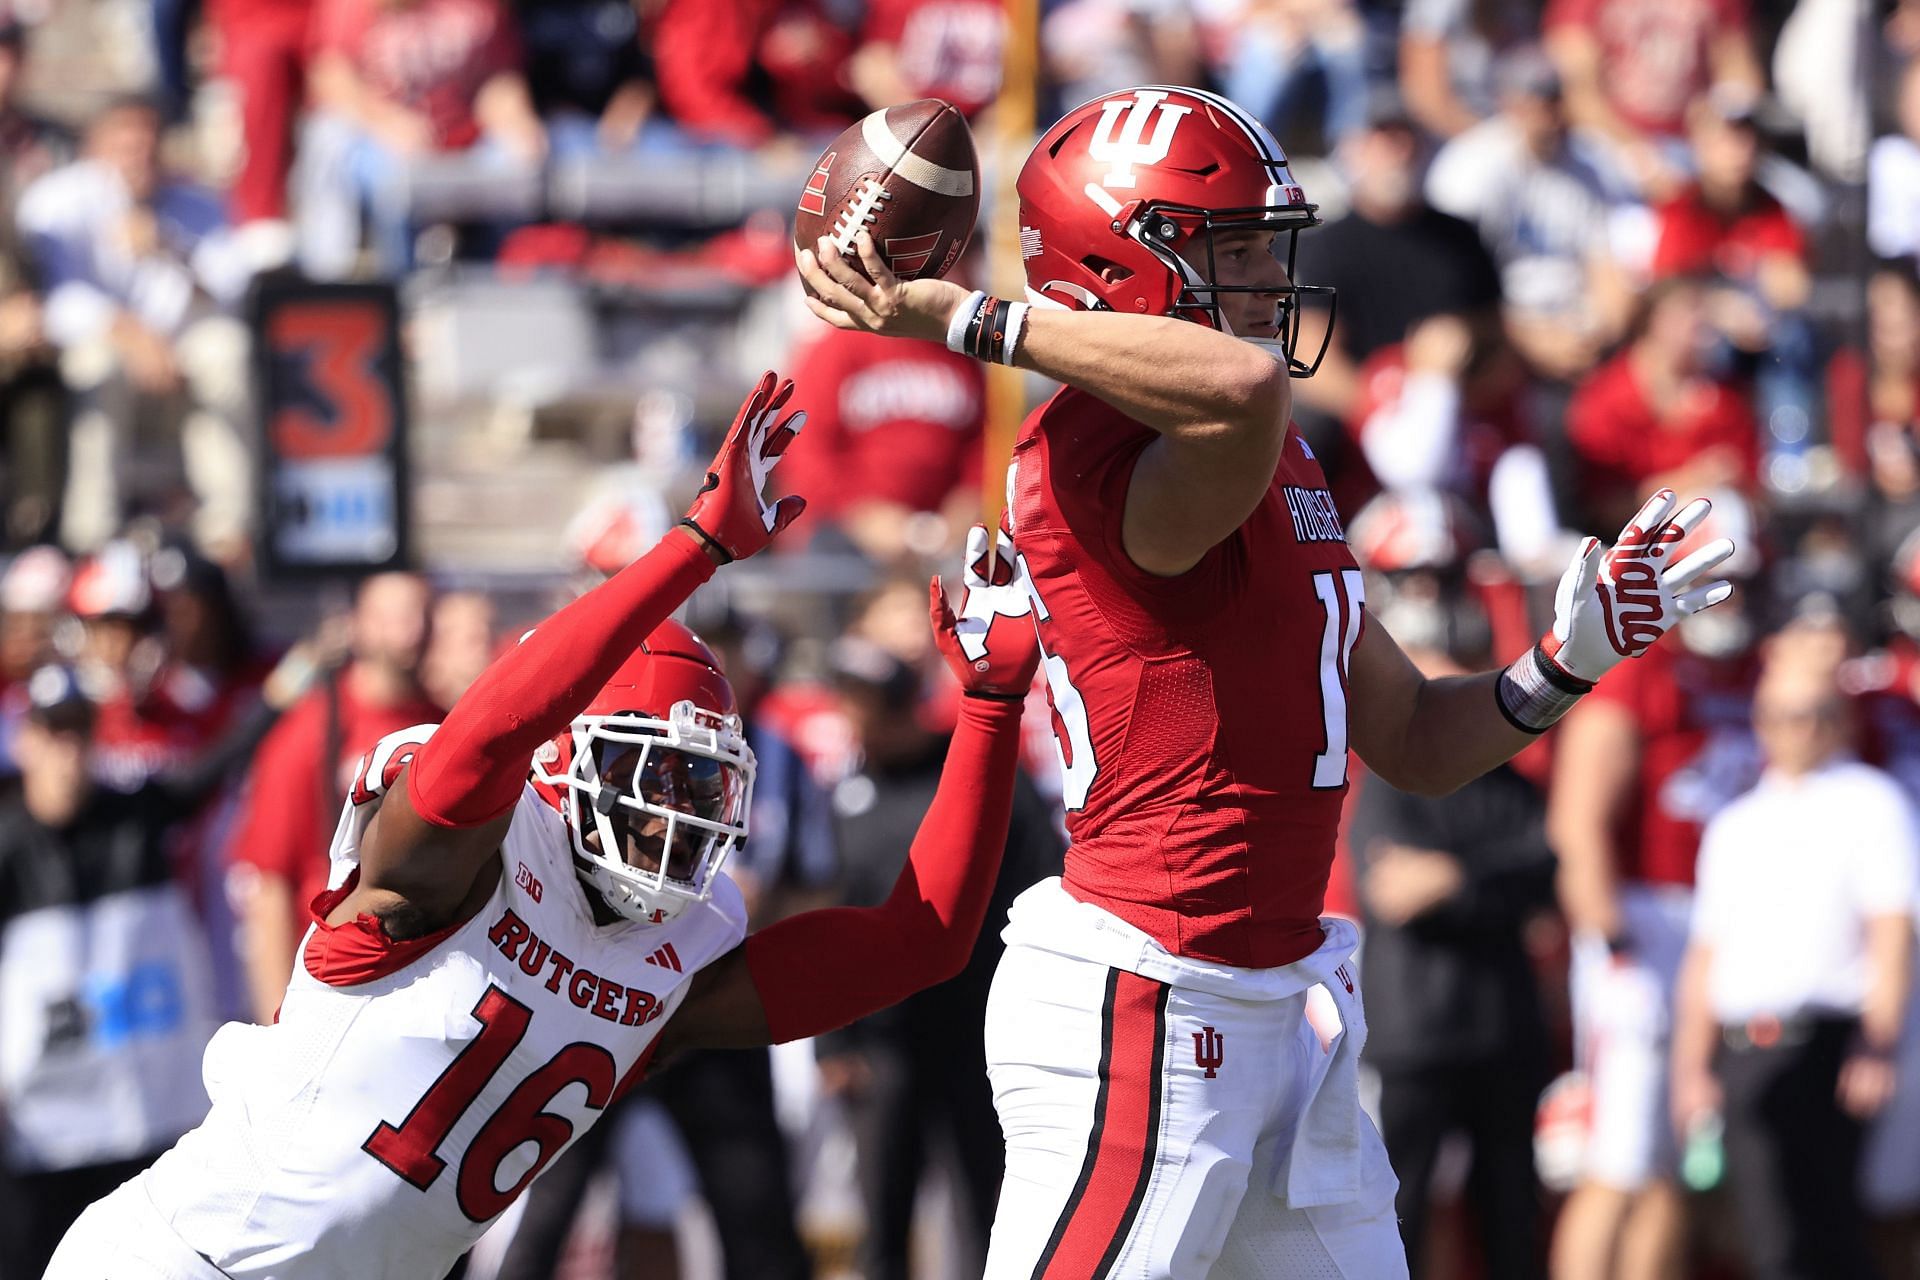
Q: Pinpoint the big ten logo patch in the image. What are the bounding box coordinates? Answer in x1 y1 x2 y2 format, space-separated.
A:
515 862 544 902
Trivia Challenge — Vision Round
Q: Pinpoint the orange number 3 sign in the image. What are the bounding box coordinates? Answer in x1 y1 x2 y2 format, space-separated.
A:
268 300 394 460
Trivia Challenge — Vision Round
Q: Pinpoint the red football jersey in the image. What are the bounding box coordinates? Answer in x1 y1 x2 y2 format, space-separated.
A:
1009 386 1363 969
1582 641 1759 886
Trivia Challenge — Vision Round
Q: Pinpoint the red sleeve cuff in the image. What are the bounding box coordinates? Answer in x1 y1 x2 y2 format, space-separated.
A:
404 764 522 830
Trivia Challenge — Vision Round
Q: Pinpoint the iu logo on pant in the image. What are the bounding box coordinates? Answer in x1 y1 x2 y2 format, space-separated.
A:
1194 1026 1224 1079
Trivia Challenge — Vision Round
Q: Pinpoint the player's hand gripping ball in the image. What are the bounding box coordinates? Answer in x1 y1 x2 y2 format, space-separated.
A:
680 371 807 563
931 525 1042 699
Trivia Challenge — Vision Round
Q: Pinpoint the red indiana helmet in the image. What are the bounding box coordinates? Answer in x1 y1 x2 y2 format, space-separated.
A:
1016 85 1334 375
531 619 755 926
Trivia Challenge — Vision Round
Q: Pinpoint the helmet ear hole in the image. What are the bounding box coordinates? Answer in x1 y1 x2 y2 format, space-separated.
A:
1085 255 1133 284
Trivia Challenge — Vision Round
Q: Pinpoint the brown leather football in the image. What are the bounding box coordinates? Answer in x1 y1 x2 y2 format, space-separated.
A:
794 99 979 283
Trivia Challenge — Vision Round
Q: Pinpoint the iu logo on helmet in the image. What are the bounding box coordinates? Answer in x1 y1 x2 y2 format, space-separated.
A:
1088 89 1192 190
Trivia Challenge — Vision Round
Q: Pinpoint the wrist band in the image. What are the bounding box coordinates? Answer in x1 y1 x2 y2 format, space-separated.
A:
964 295 997 362
999 302 1031 366
945 290 987 354
971 297 1008 362
676 517 732 565
963 688 1026 702
1495 641 1594 733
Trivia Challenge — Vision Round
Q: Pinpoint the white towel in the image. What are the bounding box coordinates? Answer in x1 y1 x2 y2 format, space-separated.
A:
1273 918 1368 1209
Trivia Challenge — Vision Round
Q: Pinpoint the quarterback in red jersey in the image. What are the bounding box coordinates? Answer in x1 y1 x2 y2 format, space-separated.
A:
43 375 1043 1279
799 84 1741 1277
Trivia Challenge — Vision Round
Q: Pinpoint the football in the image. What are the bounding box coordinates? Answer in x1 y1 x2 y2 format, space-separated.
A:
794 99 979 284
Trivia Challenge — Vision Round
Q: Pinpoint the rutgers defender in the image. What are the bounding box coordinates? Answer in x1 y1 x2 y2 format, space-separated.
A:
797 85 1741 1276
44 375 1043 1279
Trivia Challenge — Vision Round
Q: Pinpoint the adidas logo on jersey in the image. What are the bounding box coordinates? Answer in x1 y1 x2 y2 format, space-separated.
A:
645 943 683 973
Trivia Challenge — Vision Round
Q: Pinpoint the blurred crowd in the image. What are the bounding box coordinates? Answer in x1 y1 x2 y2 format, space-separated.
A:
4 0 1920 1276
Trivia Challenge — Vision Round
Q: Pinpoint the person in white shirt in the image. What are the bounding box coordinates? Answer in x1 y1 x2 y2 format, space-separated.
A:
1672 661 1917 1280
1424 46 1627 386
14 97 254 553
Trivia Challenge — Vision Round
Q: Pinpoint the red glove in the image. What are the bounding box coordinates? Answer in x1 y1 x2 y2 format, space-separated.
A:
681 371 808 562
931 524 1042 699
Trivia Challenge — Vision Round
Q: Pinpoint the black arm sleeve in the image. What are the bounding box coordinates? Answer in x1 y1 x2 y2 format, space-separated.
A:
153 694 288 816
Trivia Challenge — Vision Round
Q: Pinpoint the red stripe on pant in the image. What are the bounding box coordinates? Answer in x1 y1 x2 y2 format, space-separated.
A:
1033 969 1171 1280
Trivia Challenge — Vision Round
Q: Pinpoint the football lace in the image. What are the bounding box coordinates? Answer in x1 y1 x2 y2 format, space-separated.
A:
829 178 893 255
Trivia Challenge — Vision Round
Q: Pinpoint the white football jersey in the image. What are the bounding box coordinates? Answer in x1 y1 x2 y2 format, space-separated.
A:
140 726 747 1278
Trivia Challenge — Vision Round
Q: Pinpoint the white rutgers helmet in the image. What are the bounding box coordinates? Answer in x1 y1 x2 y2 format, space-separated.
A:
530 619 755 926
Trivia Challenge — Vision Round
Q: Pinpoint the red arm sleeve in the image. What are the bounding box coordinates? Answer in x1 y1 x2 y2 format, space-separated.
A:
742 695 1024 1043
404 533 716 828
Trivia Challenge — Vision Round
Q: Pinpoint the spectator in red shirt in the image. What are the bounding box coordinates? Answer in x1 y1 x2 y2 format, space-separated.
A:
783 323 983 564
212 0 316 254
1566 276 1758 531
1542 0 1761 197
227 572 439 1024
849 0 1006 119
1652 95 1807 284
651 0 863 150
300 0 542 276
1652 91 1816 496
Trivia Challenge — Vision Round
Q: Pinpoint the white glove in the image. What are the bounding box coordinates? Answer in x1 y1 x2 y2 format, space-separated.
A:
1542 488 1737 686
1498 489 1736 734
